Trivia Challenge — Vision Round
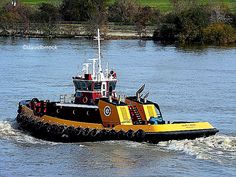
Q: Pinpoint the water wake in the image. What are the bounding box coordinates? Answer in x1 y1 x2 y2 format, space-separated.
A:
0 119 58 145
1 119 235 165
157 134 236 165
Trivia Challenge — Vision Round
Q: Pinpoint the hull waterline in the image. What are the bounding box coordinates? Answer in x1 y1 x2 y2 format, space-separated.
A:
16 106 218 143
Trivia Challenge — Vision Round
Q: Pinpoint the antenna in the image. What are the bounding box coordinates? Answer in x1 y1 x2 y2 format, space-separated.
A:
89 58 98 79
106 62 109 77
93 29 105 81
82 63 91 74
97 29 102 73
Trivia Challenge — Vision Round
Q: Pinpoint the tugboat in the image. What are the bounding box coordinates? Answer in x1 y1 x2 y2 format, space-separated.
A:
16 29 218 143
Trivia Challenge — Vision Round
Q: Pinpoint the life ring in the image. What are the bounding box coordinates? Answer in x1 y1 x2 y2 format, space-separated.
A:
104 106 111 116
82 97 88 104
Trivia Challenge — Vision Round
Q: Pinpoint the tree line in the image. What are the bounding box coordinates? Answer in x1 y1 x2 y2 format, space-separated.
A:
154 0 236 45
0 0 235 45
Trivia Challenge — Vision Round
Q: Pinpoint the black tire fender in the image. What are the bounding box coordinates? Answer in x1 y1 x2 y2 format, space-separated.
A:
126 130 134 140
82 128 90 137
75 127 83 136
134 129 146 142
117 130 126 140
109 130 117 140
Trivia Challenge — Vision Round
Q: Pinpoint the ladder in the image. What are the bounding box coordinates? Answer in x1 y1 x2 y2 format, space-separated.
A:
128 106 142 124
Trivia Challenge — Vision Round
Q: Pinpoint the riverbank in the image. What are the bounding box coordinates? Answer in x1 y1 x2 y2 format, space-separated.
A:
0 23 156 40
1 23 235 46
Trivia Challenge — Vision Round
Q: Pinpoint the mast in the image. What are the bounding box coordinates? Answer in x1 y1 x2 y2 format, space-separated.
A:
97 29 102 73
82 63 91 74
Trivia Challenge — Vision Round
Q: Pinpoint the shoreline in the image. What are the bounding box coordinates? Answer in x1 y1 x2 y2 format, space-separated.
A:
1 34 236 48
0 23 155 40
0 33 153 40
1 27 235 46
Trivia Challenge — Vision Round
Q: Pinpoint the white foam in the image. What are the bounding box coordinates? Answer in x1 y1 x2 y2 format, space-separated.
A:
1 119 235 164
157 134 236 164
0 119 59 145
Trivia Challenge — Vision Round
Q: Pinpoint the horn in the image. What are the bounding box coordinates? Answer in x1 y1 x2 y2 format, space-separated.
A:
136 84 145 101
143 92 149 99
143 92 149 103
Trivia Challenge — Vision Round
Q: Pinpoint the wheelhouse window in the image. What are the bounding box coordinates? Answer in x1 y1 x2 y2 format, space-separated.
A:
75 92 82 97
73 81 81 90
81 81 87 90
74 81 93 91
109 81 116 91
87 81 92 91
94 82 101 91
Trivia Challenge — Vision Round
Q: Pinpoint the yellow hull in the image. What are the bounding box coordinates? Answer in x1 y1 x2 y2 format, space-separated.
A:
21 105 215 133
17 106 218 143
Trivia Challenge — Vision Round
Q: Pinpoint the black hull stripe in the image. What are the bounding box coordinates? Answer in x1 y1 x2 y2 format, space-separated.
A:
16 113 218 143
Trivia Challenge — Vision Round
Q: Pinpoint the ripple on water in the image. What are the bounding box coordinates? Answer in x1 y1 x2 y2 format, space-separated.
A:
157 134 236 166
0 119 59 145
1 119 236 166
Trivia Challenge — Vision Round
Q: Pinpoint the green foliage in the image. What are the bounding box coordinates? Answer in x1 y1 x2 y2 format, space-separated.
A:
35 3 60 35
108 0 161 36
60 0 91 21
156 2 210 44
21 0 236 13
202 23 236 44
153 24 177 41
134 6 160 36
35 3 59 23
60 0 108 22
208 4 232 24
231 13 236 27
0 11 21 30
178 5 210 44
154 1 236 45
21 0 59 6
108 0 138 24
179 5 210 29
86 0 109 34
0 3 34 33
0 0 235 45
0 0 9 8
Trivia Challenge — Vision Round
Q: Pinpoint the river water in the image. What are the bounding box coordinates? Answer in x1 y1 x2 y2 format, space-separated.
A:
0 37 236 177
